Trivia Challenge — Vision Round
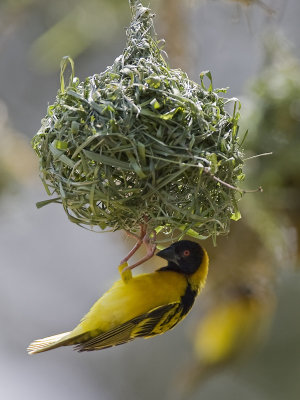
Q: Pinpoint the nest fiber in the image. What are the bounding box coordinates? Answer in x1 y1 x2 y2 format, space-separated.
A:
32 1 244 242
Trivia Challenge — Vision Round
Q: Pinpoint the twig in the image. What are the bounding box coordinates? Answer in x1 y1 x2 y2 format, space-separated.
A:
204 167 263 194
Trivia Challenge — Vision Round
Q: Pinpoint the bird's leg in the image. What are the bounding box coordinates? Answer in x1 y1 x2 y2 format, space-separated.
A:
120 224 147 265
122 231 157 272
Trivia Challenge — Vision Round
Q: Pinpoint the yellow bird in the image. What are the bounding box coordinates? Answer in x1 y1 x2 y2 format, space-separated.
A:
178 284 275 392
27 240 208 354
194 286 274 363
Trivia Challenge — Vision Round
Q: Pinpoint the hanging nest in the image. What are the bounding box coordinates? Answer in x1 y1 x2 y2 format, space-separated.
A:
32 1 245 243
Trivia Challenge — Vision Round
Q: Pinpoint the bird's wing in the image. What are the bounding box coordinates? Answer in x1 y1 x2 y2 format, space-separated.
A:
75 302 183 352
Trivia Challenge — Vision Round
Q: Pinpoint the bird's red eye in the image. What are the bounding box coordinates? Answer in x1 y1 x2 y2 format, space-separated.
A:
183 250 190 257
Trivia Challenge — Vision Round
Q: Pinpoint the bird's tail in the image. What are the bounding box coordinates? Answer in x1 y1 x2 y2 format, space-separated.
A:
27 332 71 355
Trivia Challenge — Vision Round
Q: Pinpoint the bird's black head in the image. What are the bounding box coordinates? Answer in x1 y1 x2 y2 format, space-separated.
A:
156 240 204 275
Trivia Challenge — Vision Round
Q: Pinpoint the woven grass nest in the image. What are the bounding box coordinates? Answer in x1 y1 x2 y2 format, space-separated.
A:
32 0 245 243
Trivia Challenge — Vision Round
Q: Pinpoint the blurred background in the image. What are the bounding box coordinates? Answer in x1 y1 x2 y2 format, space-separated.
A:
1 0 300 399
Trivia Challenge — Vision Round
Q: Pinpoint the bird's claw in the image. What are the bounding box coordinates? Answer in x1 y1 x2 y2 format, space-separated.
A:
119 224 156 278
121 231 157 274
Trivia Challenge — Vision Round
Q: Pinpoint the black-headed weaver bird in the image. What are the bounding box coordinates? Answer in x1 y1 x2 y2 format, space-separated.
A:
27 240 208 354
176 283 275 393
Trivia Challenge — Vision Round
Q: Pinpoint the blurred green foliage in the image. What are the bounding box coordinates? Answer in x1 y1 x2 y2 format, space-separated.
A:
0 101 35 195
247 34 300 196
0 0 130 72
241 33 300 268
29 0 130 72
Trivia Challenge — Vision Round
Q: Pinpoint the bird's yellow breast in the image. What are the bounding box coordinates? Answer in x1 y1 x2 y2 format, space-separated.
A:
71 271 188 336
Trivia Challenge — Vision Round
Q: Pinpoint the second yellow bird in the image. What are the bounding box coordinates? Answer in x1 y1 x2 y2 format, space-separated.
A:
27 240 208 354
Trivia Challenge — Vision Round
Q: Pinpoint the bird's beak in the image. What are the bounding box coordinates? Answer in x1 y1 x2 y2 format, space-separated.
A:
156 245 180 265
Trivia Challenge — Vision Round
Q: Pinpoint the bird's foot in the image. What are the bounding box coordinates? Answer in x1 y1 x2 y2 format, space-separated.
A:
121 231 157 273
120 223 147 266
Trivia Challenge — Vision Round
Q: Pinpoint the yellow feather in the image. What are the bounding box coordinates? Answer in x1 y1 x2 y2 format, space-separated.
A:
72 270 188 336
